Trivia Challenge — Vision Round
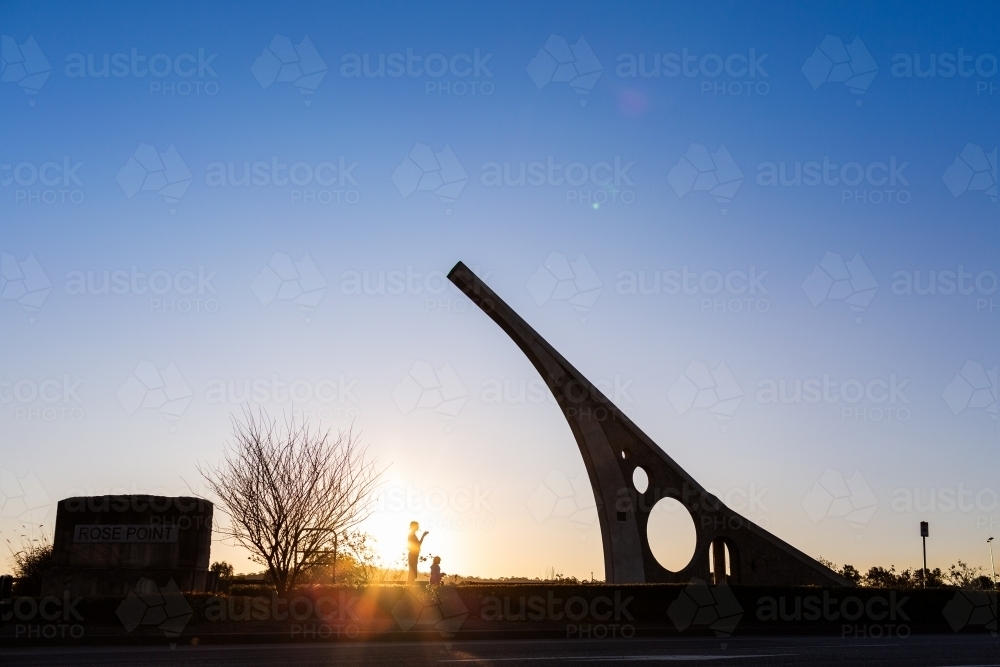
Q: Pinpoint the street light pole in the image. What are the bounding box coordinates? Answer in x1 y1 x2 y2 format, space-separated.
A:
920 521 929 589
989 537 997 589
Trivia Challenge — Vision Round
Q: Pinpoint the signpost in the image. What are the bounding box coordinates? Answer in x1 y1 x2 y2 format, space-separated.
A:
920 521 929 589
0 574 12 618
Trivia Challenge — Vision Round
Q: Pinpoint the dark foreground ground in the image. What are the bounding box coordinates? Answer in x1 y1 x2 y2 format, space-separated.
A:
1 635 997 667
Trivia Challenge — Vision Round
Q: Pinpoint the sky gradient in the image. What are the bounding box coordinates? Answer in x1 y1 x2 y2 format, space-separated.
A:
1 0 997 581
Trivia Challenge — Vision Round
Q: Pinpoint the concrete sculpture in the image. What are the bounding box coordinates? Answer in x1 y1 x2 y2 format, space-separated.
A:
448 261 850 586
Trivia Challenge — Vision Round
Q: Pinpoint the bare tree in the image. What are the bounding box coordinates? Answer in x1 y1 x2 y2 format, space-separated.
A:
199 409 383 595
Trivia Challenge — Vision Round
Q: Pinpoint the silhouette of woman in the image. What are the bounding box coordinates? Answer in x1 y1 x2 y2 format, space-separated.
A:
407 521 428 584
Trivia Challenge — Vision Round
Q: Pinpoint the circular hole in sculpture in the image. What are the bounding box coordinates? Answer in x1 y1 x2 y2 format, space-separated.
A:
646 497 697 573
620 448 630 460
632 467 649 494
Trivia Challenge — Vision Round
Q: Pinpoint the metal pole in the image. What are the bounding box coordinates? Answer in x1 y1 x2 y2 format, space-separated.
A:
922 535 927 589
920 521 929 589
989 538 997 589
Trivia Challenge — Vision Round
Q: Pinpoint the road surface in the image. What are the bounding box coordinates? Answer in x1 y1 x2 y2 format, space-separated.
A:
2 635 999 666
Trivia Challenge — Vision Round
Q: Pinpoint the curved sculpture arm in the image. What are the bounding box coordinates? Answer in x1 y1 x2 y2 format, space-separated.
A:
449 261 850 587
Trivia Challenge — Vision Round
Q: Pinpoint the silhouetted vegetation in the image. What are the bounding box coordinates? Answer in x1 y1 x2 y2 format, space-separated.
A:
6 534 53 595
210 560 235 579
295 531 381 587
821 556 996 589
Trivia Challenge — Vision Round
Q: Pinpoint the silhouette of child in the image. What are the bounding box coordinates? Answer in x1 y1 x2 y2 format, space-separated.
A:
429 556 443 585
407 521 428 585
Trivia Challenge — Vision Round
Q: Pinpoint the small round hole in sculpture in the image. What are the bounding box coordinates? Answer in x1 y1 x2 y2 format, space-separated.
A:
646 497 697 573
632 467 649 494
621 448 630 460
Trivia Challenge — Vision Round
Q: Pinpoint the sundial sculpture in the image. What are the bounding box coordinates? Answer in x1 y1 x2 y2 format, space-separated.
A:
449 262 850 587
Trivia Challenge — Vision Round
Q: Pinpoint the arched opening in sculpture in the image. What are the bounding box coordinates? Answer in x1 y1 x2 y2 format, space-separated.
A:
710 537 741 585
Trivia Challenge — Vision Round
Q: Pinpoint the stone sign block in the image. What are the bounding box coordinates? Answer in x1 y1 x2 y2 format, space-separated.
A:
41 495 213 597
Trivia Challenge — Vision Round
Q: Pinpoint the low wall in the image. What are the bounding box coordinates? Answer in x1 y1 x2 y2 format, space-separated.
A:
0 584 995 646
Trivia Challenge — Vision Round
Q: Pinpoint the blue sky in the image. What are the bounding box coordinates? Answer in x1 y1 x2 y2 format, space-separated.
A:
1 0 997 579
